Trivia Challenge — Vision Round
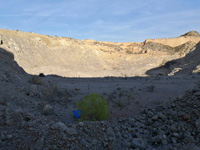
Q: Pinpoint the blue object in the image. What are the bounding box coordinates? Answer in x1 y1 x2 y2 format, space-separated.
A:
73 110 82 118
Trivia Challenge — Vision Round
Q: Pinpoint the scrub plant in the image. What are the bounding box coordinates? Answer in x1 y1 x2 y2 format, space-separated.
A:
76 93 110 121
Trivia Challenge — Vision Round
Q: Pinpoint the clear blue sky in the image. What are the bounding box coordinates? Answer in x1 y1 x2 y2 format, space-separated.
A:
0 0 199 42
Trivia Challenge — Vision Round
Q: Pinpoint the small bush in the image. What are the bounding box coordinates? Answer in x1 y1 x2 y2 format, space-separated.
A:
76 93 110 121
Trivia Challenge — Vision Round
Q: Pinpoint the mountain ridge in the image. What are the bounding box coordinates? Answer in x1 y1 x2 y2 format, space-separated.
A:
0 29 200 77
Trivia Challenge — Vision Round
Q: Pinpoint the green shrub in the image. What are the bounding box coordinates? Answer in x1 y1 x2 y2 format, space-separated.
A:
76 93 110 121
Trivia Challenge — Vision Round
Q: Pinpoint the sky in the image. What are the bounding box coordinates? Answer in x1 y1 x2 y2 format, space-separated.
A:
0 0 200 42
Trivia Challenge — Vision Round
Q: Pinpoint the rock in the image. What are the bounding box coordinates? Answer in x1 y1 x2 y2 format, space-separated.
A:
39 101 47 108
162 134 167 139
123 134 128 139
0 99 7 106
152 135 162 144
161 139 168 145
106 127 115 137
6 134 13 139
115 131 121 137
92 139 98 145
43 104 53 115
182 144 200 150
54 122 68 131
195 119 200 129
81 139 90 147
114 127 120 132
78 122 84 127
0 132 6 141
0 112 4 117
66 127 78 135
103 141 108 147
171 138 177 144
184 135 195 143
183 114 191 121
158 113 165 120
173 132 179 138
169 125 177 132
34 137 44 150
152 115 159 121
131 138 146 149
5 119 14 126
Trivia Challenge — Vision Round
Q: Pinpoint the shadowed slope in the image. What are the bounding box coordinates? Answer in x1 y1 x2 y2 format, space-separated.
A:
146 42 200 76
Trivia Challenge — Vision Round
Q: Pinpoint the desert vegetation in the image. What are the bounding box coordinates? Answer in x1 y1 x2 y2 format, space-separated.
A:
76 93 110 121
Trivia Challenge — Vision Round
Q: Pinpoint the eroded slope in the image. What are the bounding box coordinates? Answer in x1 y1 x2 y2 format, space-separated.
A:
0 29 200 77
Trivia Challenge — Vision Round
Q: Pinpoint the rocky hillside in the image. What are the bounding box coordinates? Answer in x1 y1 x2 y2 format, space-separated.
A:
146 42 200 76
0 29 200 77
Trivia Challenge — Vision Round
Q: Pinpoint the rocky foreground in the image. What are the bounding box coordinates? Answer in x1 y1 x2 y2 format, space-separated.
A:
0 78 200 150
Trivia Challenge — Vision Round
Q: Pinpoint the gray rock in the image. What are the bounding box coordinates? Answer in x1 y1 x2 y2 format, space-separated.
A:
158 113 165 120
171 138 177 144
54 122 68 131
6 134 13 139
195 119 200 129
53 122 77 135
103 141 108 147
92 139 98 145
131 138 146 149
66 127 78 135
152 135 162 144
106 127 115 137
34 137 44 150
162 139 168 145
173 132 179 138
182 144 200 150
152 115 159 121
0 132 6 141
116 131 121 137
78 122 84 127
184 135 195 143
162 134 167 139
108 137 114 142
81 139 90 147
123 134 129 139
169 125 177 132
114 127 120 131
43 104 53 115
